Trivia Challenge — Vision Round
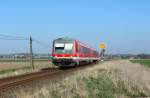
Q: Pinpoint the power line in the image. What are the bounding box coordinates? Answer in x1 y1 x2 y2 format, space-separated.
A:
0 34 50 48
32 38 50 48
0 34 28 39
0 37 28 40
0 34 29 40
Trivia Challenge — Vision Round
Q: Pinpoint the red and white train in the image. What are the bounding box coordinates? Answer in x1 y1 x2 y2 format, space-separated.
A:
52 37 100 68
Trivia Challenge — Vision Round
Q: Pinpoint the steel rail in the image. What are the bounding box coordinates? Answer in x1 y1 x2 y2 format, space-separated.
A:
0 68 61 90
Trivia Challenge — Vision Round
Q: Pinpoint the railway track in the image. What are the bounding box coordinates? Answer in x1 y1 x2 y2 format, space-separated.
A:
0 68 61 90
0 62 102 98
0 62 102 90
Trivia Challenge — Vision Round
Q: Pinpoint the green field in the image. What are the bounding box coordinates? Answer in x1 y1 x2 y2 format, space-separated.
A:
131 59 150 68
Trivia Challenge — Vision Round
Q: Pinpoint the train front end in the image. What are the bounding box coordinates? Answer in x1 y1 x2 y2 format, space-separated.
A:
52 38 78 68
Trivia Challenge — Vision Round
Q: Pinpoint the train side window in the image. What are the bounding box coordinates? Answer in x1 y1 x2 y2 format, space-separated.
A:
78 46 80 53
80 46 83 53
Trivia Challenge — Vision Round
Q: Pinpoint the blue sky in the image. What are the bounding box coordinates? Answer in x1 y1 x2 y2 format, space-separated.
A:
0 0 150 54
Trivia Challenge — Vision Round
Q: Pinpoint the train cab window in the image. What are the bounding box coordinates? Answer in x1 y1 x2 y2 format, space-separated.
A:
55 43 65 50
65 43 73 50
54 42 73 54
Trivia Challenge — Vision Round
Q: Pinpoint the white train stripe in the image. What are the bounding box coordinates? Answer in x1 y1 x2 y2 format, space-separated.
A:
53 57 100 60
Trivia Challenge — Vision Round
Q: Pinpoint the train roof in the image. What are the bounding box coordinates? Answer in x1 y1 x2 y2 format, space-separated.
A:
78 42 98 52
54 37 98 52
54 37 74 41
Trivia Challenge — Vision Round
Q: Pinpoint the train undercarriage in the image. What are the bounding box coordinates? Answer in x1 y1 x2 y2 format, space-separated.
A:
52 58 100 68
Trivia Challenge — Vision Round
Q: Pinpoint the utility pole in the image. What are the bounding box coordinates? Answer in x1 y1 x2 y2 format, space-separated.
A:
30 36 34 69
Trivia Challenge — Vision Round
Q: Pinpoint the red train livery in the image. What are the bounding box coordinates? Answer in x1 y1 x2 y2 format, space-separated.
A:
52 37 100 68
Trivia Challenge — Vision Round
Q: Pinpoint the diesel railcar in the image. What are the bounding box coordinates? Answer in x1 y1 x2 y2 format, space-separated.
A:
52 37 100 68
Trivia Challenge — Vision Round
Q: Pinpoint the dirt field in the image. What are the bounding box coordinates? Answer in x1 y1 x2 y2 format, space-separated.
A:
0 61 52 71
0 60 52 78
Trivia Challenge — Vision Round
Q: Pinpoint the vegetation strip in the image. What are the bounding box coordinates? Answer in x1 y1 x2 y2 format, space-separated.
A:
130 59 150 68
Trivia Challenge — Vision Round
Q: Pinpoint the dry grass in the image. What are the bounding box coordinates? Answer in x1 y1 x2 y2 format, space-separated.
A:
14 60 150 98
